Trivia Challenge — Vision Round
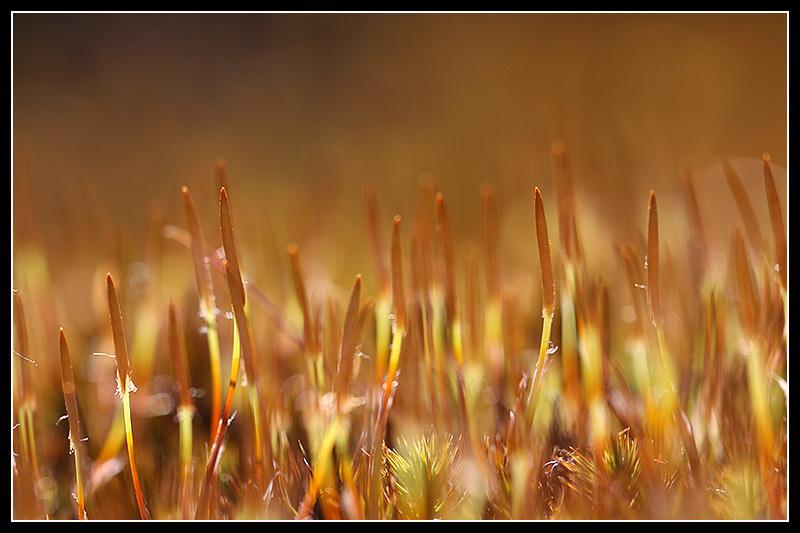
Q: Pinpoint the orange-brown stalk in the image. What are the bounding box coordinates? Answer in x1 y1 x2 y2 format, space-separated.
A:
435 194 458 334
13 291 41 496
58 329 87 519
364 183 392 384
646 192 662 328
682 170 709 277
410 234 443 428
168 302 195 519
552 142 582 423
722 159 765 252
646 192 677 429
762 154 786 291
435 193 472 443
465 250 481 363
106 274 151 520
196 259 242 520
162 222 304 349
299 275 362 519
181 186 222 444
219 186 267 486
732 229 780 517
288 243 323 391
527 187 555 423
334 275 362 404
386 215 407 379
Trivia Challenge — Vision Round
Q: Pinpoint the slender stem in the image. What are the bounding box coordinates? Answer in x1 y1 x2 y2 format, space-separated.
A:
17 407 31 471
655 326 678 416
196 313 240 519
382 326 405 408
73 448 86 519
374 296 392 384
297 417 341 519
248 384 265 487
528 309 554 426
122 388 150 519
205 314 222 444
177 405 194 518
24 406 40 480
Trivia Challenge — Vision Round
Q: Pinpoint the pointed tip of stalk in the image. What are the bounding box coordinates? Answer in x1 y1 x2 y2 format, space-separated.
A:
334 274 363 398
681 170 708 261
288 241 316 352
219 186 230 210
106 272 131 388
762 152 786 290
219 186 245 306
434 192 457 319
722 159 764 251
534 187 555 315
180 185 193 211
58 327 69 369
435 192 445 210
732 229 759 335
647 191 661 326
13 290 29 370
181 186 194 211
391 215 406 330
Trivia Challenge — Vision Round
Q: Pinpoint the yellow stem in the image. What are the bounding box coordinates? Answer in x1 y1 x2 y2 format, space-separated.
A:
205 311 222 445
248 385 265 486
375 296 391 384
122 388 150 519
528 309 554 425
73 444 86 519
24 406 40 479
177 404 194 517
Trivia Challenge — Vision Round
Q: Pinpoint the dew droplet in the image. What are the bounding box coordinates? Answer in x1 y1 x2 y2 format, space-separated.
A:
189 387 205 398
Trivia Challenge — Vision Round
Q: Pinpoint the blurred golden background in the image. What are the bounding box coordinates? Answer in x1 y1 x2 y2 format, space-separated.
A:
12 10 788 375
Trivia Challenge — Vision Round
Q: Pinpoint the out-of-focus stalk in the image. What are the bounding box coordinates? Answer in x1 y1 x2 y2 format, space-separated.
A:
168 302 195 519
58 329 87 519
528 188 556 424
182 186 223 444
106 274 151 520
